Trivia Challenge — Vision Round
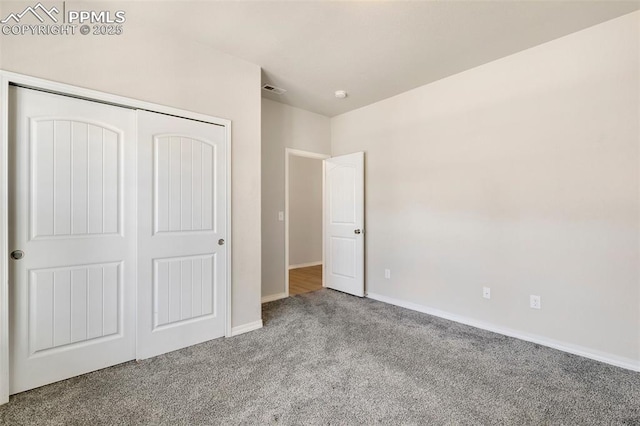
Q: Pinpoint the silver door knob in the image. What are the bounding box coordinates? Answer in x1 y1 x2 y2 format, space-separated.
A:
354 229 361 234
10 250 24 260
218 239 225 246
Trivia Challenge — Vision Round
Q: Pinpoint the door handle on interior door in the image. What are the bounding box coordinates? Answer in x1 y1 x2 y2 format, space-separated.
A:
11 250 25 260
354 229 362 235
218 239 225 246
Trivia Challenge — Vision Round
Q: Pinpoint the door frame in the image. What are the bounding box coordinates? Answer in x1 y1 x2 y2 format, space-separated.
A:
284 148 330 297
0 70 233 404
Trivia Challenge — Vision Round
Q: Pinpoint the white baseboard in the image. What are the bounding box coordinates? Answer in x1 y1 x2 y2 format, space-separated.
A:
230 320 263 337
261 292 288 304
366 292 640 372
288 261 322 270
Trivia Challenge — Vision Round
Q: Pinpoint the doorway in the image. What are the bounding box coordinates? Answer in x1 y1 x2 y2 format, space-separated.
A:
284 149 329 296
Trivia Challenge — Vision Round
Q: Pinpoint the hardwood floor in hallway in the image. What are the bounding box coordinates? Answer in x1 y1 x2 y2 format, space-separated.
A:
289 265 323 295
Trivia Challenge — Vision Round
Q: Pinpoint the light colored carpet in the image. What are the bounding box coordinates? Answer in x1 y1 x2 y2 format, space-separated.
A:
1 289 638 425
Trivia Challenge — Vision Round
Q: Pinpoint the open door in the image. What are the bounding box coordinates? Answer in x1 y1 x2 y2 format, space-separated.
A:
323 152 365 297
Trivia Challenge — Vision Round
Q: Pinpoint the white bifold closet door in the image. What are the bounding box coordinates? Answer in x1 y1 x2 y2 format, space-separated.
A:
9 87 228 394
9 87 137 394
136 110 227 359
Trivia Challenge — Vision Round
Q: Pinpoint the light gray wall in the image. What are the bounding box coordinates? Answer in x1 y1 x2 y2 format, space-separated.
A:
289 156 323 267
262 99 331 298
0 13 262 329
331 12 640 364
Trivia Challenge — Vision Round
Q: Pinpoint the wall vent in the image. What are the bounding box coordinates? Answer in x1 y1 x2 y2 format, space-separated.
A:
262 84 287 95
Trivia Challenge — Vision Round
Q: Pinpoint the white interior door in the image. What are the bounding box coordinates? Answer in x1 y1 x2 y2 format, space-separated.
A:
9 87 137 394
324 152 365 297
136 110 227 359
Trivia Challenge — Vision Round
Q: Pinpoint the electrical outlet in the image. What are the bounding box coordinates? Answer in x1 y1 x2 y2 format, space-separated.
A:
530 295 541 310
278 211 284 221
483 287 491 299
384 269 391 279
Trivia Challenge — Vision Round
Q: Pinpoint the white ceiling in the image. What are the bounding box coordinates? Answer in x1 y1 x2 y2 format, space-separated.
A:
139 1 640 117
